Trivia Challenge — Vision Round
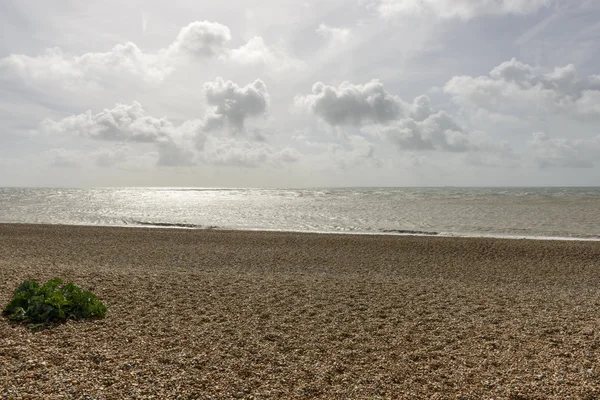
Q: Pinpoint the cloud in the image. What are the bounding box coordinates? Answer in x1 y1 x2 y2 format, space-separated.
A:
203 77 270 132
94 145 129 167
410 95 434 121
41 102 174 142
372 0 553 20
316 24 351 45
530 131 599 168
200 137 300 167
39 96 298 169
295 80 403 126
464 138 518 167
378 110 471 152
156 140 196 167
444 58 600 120
167 21 231 58
330 135 383 168
299 79 513 156
0 44 170 88
377 96 518 155
465 152 517 168
40 102 200 167
40 75 272 142
0 21 296 89
45 148 83 168
293 134 382 169
229 37 302 70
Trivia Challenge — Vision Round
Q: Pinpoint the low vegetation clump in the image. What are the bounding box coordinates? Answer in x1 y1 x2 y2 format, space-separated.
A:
2 278 107 328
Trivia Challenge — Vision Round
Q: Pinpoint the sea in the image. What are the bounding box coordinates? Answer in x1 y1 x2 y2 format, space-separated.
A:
0 187 599 241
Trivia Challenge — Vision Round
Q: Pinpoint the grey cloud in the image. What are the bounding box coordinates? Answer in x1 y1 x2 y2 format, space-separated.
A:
380 110 470 152
295 80 402 126
338 90 474 152
315 24 351 45
445 58 600 120
465 153 517 168
294 134 382 169
410 95 433 122
330 135 382 169
489 58 538 84
278 147 301 163
94 145 129 167
200 137 300 168
157 140 196 167
203 78 270 132
530 131 599 168
45 148 82 168
465 140 518 167
379 120 433 151
300 79 510 155
490 59 600 96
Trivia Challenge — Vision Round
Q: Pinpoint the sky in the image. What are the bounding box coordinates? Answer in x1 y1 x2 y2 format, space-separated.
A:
1 0 599 187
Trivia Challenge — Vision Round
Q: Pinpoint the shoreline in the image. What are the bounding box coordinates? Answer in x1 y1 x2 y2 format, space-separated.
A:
1 223 600 398
2 221 599 242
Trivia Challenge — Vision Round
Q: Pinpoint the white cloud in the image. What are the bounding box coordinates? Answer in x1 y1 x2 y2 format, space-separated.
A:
38 94 299 169
203 77 270 132
295 80 403 126
372 0 553 19
444 58 600 120
0 20 296 89
167 21 232 58
530 131 599 168
39 75 273 144
40 102 199 167
2 1 600 188
229 37 301 70
41 101 175 142
0 43 170 88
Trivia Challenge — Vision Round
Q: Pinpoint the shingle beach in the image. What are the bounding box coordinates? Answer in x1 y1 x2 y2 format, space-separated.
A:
1 223 599 399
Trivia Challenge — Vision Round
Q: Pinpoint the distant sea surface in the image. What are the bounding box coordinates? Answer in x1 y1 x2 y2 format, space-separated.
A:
1 187 599 240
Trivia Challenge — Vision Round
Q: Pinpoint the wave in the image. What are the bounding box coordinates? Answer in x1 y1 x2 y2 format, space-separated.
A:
379 229 439 236
125 220 219 229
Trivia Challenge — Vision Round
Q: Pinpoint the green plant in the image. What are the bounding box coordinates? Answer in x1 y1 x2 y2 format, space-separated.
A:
2 278 107 328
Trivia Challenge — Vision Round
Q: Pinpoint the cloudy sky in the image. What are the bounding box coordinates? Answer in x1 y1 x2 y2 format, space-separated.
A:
1 0 599 187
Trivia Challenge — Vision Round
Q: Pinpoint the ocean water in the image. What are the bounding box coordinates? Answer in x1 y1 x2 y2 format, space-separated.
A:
0 187 599 240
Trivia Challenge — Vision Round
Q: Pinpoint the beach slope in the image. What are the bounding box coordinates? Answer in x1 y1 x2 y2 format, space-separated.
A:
1 224 599 398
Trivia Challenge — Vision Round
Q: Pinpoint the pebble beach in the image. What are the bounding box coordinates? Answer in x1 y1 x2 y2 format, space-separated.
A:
1 223 599 399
